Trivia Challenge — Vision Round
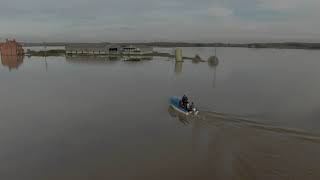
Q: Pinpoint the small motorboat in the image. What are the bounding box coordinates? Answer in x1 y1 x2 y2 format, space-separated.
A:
170 96 199 115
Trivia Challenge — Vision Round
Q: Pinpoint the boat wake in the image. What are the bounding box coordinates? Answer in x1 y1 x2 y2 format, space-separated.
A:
168 107 320 179
200 110 320 143
170 107 320 143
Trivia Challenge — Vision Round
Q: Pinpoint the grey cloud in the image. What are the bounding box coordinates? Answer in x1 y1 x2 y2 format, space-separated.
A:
0 0 319 42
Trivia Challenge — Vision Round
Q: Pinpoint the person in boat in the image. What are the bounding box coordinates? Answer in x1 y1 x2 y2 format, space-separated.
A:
180 95 189 110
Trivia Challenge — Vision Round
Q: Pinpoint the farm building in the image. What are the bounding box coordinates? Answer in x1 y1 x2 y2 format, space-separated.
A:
65 44 108 55
0 39 24 56
121 45 153 55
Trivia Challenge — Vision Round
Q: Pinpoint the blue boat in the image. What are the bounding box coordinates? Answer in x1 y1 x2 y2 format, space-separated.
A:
170 96 199 115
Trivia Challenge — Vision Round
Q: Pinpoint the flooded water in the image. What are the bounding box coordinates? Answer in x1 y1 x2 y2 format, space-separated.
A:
1 47 320 179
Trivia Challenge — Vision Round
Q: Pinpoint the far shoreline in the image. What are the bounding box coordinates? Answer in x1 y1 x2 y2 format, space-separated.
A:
22 42 320 50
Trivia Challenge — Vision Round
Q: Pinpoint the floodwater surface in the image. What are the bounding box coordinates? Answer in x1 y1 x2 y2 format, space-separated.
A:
1 47 320 180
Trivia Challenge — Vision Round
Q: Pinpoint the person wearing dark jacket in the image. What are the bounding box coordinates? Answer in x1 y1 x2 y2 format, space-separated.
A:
181 95 189 110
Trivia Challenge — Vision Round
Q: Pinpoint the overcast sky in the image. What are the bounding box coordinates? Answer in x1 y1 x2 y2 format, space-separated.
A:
0 0 319 42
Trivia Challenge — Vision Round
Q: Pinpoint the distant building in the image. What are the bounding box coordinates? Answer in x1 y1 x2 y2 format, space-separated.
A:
121 45 153 55
65 43 107 55
0 39 24 56
107 45 122 54
65 44 153 55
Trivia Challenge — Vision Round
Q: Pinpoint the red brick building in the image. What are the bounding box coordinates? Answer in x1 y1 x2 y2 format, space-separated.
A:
0 39 24 56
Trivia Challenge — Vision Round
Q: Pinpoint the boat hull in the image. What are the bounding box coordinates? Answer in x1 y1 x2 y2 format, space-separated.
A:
170 96 191 115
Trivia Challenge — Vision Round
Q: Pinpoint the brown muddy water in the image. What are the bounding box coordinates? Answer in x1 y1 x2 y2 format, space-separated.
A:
1 47 320 180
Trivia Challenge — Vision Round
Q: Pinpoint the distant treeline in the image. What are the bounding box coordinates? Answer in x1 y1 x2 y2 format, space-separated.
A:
26 49 65 56
22 42 320 50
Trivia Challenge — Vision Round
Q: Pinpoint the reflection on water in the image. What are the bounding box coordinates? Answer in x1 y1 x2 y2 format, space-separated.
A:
0 55 24 70
174 62 183 74
44 57 48 72
207 56 219 88
123 56 152 61
208 56 219 67
66 55 153 63
212 67 217 88
66 56 121 64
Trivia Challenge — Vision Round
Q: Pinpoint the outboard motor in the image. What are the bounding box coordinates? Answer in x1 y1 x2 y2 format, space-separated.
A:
189 102 199 115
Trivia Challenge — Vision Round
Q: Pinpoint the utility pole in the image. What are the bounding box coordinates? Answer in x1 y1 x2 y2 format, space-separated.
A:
43 42 48 72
